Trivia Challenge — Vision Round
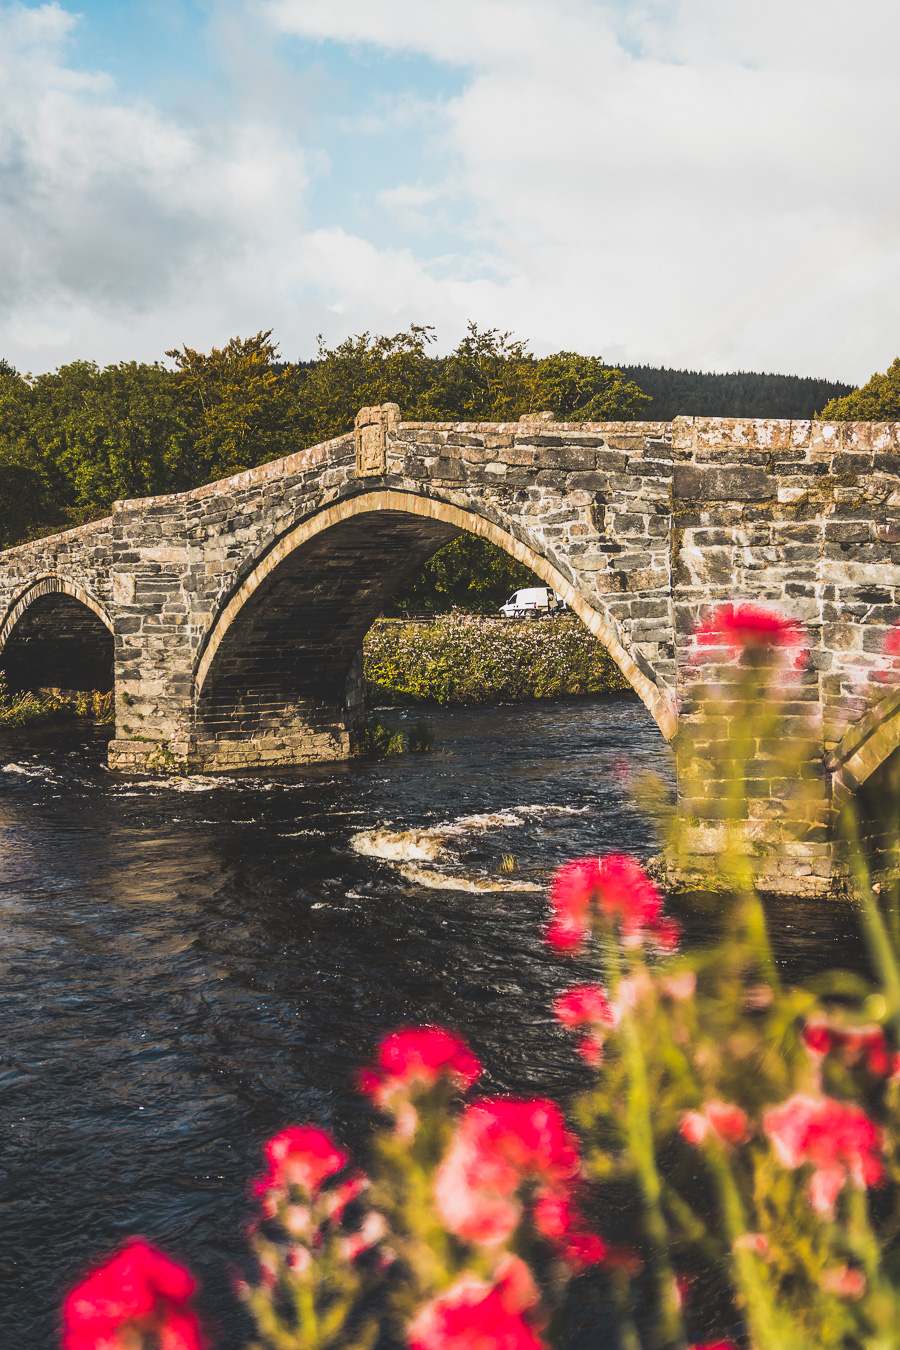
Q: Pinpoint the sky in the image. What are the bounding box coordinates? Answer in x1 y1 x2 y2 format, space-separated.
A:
2 0 900 382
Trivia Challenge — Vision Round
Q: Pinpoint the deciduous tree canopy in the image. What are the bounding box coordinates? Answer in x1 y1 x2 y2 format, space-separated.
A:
0 328 861 612
817 358 900 421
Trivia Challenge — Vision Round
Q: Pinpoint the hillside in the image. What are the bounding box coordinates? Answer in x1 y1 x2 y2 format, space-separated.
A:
613 366 854 422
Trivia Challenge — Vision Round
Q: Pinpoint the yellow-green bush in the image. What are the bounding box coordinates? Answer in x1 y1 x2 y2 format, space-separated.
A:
364 614 632 705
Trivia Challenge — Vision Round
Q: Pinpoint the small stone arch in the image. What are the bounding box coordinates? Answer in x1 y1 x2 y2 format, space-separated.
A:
828 688 900 798
195 489 675 739
0 574 114 691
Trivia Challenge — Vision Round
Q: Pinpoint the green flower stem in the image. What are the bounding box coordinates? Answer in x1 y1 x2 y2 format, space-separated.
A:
618 1001 686 1348
842 808 900 1035
704 1144 801 1350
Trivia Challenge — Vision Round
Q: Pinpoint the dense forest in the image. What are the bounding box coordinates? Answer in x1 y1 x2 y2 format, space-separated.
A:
614 366 854 421
2 327 893 612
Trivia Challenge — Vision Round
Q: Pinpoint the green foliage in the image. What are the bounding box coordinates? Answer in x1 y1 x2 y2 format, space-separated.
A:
0 357 186 534
619 364 854 421
350 714 435 757
364 614 632 705
386 534 538 616
0 324 858 567
818 357 900 420
294 326 437 444
166 329 301 481
0 675 112 726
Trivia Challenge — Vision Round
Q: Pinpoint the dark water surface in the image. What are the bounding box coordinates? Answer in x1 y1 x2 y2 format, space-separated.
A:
0 697 862 1347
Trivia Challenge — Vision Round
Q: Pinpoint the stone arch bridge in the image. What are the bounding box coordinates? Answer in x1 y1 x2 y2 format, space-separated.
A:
2 406 899 893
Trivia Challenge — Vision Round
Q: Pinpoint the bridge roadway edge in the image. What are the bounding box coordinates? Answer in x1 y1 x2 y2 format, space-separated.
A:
1 409 899 895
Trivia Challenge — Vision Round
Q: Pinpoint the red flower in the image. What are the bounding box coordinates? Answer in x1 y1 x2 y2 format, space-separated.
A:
553 985 614 1029
689 1343 737 1350
360 1027 482 1107
822 1265 866 1299
435 1098 582 1247
531 1193 606 1268
693 603 807 670
553 984 617 1066
801 1016 834 1059
63 1239 203 1350
254 1126 348 1197
545 855 674 952
545 858 601 950
408 1258 546 1350
802 1018 895 1077
763 1094 883 1216
680 1101 749 1148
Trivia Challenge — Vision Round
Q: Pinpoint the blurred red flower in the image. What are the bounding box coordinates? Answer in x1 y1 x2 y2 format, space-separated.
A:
435 1097 603 1263
693 603 807 670
681 1101 749 1148
545 858 601 950
408 1257 546 1350
63 1238 204 1350
254 1126 348 1197
763 1094 883 1216
358 1026 482 1107
545 854 675 953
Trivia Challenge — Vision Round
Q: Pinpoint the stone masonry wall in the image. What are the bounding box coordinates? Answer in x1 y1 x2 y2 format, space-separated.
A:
1 411 898 892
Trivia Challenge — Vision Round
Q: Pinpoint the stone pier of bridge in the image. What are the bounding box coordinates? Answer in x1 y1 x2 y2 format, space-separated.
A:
1 407 899 895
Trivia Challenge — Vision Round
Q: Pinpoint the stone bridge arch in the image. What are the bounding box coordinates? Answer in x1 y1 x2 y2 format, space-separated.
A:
191 490 674 771
0 575 114 692
829 689 900 797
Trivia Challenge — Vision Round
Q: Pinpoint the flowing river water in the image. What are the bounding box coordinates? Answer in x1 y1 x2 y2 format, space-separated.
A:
0 695 863 1347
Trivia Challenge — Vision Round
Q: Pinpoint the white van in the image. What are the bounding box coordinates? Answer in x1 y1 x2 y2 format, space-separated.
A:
499 587 567 618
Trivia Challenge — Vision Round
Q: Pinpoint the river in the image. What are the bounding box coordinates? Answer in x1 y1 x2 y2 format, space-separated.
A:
0 695 861 1347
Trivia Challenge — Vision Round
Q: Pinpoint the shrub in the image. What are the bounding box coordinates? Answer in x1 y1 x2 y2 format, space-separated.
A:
364 615 632 705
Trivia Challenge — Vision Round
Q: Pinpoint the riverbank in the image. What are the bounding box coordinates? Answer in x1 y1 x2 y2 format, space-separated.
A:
363 613 633 704
0 677 112 727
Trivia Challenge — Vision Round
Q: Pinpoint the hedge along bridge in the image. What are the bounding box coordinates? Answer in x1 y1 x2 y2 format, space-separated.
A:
1 405 899 894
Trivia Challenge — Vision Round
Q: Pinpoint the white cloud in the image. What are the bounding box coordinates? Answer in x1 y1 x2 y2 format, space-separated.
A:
261 0 900 380
2 0 900 380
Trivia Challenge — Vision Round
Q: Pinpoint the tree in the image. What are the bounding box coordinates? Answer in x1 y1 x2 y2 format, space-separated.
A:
530 351 650 421
385 534 539 616
295 327 437 445
818 357 900 420
0 360 187 526
416 325 537 422
165 330 302 481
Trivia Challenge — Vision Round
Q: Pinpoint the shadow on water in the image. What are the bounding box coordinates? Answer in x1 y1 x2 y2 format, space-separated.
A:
0 697 865 1347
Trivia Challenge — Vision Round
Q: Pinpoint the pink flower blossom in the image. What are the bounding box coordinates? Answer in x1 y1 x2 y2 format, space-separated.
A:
407 1258 546 1350
340 1211 389 1262
545 854 676 953
822 1266 866 1299
359 1027 482 1109
661 971 696 1001
63 1239 204 1350
435 1098 585 1249
254 1126 348 1197
693 603 807 670
733 1233 769 1257
531 1193 606 1268
763 1094 883 1215
801 1017 895 1076
553 985 616 1065
595 855 663 945
680 1102 749 1148
545 858 601 950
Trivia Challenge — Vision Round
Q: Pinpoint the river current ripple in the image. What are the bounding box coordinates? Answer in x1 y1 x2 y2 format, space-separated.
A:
0 696 861 1347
